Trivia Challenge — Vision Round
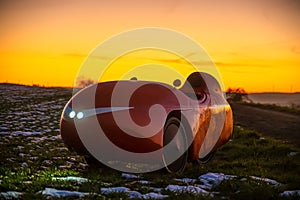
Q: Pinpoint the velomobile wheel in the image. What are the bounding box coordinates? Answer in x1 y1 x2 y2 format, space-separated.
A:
163 117 188 173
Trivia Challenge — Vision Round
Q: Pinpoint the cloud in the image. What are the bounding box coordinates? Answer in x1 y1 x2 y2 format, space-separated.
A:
291 46 300 54
214 62 270 68
64 53 110 60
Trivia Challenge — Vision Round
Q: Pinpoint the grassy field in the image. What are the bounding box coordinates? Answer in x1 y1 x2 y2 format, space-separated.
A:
1 84 300 199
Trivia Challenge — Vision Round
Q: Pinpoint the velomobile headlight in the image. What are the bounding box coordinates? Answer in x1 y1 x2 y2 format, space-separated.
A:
76 111 84 120
69 111 76 119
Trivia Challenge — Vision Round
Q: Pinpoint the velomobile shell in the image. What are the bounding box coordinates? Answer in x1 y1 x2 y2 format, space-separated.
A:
60 72 233 166
61 81 190 153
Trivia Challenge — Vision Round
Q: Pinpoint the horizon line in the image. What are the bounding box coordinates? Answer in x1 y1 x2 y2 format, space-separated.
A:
1 81 299 94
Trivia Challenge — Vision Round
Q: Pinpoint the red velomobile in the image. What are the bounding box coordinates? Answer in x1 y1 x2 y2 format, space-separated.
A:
60 72 233 173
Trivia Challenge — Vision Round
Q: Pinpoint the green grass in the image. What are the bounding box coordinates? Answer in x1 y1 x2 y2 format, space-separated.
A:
1 124 299 199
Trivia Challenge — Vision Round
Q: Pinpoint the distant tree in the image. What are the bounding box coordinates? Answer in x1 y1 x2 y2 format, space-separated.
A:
76 77 97 88
226 87 248 102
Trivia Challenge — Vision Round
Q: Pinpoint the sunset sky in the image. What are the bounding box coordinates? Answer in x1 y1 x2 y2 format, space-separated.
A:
0 0 299 92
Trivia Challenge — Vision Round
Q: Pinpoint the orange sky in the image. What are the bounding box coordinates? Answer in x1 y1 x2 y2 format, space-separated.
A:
0 0 299 92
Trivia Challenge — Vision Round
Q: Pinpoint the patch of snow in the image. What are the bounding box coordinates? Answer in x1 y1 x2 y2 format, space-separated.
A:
127 190 142 199
280 190 300 197
79 162 89 168
149 187 163 193
138 180 150 184
18 153 26 157
54 147 68 152
121 173 139 179
6 158 16 162
52 176 88 183
198 173 236 189
166 184 210 195
100 187 168 199
29 156 38 160
12 131 41 136
49 135 62 140
0 127 8 131
174 178 197 183
69 157 77 162
102 182 112 187
21 162 28 167
130 180 150 185
0 191 22 199
52 156 63 160
249 176 282 186
66 161 74 166
101 186 130 194
288 152 298 156
50 105 63 109
142 192 168 199
39 188 90 198
43 160 52 165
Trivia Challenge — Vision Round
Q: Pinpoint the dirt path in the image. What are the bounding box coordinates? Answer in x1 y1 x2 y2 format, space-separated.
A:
230 103 300 148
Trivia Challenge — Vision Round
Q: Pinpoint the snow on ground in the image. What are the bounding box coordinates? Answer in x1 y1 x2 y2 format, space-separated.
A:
0 84 70 135
11 131 42 136
1 172 299 199
281 190 300 197
39 188 90 198
0 191 23 199
142 192 169 199
249 176 282 186
288 152 298 156
101 186 168 199
52 176 88 183
198 172 236 189
29 173 298 199
137 180 150 184
174 178 197 183
122 173 140 179
100 186 130 194
166 185 210 195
